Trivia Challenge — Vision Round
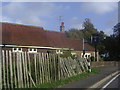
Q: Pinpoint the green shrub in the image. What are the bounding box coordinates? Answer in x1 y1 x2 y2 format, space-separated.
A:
60 50 76 59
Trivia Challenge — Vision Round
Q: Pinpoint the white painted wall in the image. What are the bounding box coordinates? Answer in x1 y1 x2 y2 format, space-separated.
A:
12 48 23 52
81 53 91 58
56 50 63 54
28 48 37 53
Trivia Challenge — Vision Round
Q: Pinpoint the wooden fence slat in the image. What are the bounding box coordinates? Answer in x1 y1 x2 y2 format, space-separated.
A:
40 53 43 84
47 54 50 82
28 72 36 87
38 53 42 84
44 53 48 83
58 55 61 80
13 52 17 88
41 53 45 83
46 53 49 83
43 53 46 83
54 54 57 82
44 53 47 83
60 58 67 79
45 53 48 83
6 50 10 88
27 52 32 87
25 52 29 87
9 51 13 88
65 58 71 77
59 58 63 79
51 54 54 81
19 52 24 88
49 54 52 82
36 54 40 84
61 58 67 79
34 54 37 84
2 50 6 88
60 57 64 80
63 58 70 78
22 52 27 88
69 58 76 76
17 52 21 88
47 54 50 83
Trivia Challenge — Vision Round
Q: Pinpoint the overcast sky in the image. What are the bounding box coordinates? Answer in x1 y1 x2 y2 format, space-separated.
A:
1 1 118 35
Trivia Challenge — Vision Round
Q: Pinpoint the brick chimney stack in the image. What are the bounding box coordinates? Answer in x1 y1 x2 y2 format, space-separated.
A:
60 22 65 33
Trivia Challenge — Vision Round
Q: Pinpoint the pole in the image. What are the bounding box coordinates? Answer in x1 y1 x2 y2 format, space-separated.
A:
0 47 2 89
83 38 84 50
94 44 97 61
82 38 85 58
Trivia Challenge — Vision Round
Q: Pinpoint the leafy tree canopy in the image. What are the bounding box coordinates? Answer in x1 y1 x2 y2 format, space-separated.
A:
65 18 120 61
65 18 107 59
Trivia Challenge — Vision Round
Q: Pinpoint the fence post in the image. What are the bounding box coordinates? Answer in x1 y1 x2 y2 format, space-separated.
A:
0 50 1 88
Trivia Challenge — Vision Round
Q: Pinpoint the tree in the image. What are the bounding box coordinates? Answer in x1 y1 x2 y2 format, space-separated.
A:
113 23 120 38
65 18 107 60
65 28 84 39
83 18 94 31
82 18 98 43
103 23 120 61
96 31 107 56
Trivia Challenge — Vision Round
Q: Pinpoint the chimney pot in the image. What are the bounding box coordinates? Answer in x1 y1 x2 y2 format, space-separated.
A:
61 22 64 26
60 22 65 33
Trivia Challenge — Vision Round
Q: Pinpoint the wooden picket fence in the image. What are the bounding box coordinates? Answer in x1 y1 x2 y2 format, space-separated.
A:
1 50 89 88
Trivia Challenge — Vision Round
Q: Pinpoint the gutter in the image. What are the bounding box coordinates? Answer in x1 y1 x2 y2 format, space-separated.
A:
1 44 74 51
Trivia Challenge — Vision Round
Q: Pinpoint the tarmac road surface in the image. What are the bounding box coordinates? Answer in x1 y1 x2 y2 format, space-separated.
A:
59 66 120 88
100 73 120 89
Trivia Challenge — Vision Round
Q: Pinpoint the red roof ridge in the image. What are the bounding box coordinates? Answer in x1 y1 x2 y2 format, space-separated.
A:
1 22 44 29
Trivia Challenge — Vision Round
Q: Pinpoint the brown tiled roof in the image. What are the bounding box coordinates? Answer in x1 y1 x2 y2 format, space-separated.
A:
1 22 49 46
1 22 94 51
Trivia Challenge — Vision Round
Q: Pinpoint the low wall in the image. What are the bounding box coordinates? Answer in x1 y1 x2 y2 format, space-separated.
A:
91 61 120 67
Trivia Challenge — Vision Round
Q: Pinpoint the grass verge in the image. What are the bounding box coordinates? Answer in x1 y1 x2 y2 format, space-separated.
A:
35 67 101 88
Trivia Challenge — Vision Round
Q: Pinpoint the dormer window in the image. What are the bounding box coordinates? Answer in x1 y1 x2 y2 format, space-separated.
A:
12 48 22 52
28 48 37 53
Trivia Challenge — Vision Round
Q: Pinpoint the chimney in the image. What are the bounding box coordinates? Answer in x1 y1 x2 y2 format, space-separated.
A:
60 22 65 33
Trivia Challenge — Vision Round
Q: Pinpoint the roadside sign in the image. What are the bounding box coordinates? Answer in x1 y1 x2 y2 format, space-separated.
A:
91 33 100 44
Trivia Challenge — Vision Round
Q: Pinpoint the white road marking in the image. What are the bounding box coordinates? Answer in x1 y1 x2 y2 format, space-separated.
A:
102 73 120 88
90 71 120 88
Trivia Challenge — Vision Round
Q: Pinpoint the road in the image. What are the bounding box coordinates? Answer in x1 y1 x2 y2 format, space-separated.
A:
100 73 120 89
59 66 120 88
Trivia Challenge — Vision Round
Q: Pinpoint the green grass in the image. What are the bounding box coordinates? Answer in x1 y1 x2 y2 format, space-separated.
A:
35 67 101 89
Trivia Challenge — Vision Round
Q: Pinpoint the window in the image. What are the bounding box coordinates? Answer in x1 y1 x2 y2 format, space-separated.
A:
28 48 37 53
29 48 32 51
12 48 22 52
56 50 63 54
81 53 91 58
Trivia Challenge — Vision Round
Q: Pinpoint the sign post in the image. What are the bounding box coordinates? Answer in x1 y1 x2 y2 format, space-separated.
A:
82 38 85 58
91 33 100 61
